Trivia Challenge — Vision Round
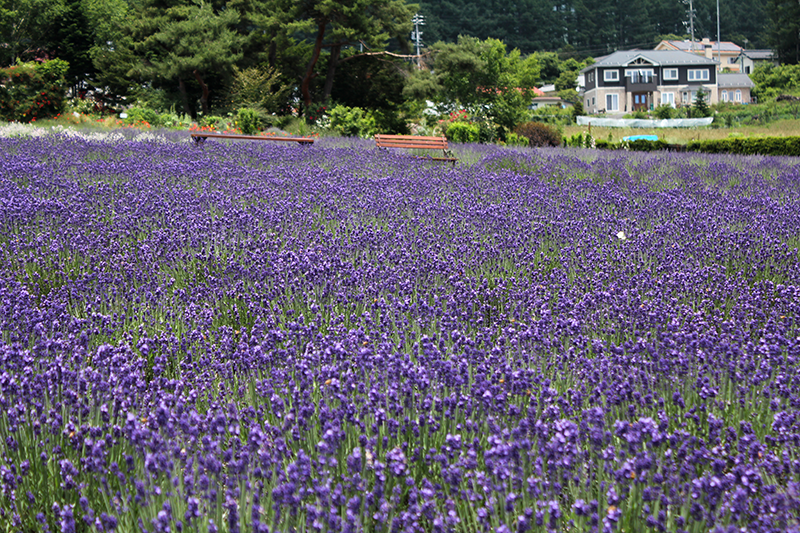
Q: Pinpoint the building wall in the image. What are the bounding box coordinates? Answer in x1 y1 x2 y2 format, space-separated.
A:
584 83 721 113
718 87 751 104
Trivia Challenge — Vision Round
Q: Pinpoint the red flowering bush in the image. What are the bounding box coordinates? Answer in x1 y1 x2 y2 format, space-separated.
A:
0 59 68 123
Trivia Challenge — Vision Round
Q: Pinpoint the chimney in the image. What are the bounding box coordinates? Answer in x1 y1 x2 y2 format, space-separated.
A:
702 38 713 58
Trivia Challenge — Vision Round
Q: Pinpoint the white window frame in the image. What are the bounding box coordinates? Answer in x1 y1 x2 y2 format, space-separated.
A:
604 70 619 82
660 92 675 107
721 90 729 102
663 68 678 80
606 93 619 111
735 90 742 102
688 69 709 81
625 68 654 84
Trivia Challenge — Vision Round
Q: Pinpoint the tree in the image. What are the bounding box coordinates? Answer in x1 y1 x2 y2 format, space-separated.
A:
287 0 417 110
122 0 244 116
0 0 67 66
409 36 539 130
768 0 800 64
691 88 711 117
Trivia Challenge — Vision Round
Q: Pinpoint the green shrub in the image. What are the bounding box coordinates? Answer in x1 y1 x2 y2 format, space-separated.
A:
595 139 612 150
529 105 573 125
654 104 675 119
625 110 649 119
687 136 800 156
564 132 595 148
627 139 670 151
123 106 161 126
0 59 68 122
504 132 530 147
514 121 562 147
445 122 480 143
237 107 261 135
328 105 377 138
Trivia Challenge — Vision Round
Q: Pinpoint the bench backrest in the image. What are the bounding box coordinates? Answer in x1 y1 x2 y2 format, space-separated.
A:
375 134 448 150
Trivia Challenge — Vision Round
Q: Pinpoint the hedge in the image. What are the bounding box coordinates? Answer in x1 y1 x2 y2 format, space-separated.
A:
594 136 800 156
686 136 800 156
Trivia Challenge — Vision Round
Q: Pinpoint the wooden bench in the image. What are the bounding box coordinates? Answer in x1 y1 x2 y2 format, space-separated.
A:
191 132 315 145
374 134 457 164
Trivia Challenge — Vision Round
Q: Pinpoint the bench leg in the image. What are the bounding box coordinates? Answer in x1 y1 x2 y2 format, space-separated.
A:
193 136 206 145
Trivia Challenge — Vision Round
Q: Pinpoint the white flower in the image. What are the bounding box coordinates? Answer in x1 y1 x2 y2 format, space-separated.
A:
616 230 627 240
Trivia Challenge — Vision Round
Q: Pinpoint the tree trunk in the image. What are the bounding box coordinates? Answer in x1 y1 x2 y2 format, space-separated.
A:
322 44 341 102
300 21 326 110
178 79 192 117
193 70 210 116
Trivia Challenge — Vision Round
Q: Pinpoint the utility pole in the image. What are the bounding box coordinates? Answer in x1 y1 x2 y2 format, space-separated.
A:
716 0 721 70
687 0 696 51
411 13 425 69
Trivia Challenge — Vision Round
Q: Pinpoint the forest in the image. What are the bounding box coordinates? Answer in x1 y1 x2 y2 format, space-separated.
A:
0 0 796 129
415 0 770 56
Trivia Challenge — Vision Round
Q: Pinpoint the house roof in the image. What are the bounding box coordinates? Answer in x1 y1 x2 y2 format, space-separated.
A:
661 39 742 53
737 49 775 60
717 73 755 88
581 50 718 72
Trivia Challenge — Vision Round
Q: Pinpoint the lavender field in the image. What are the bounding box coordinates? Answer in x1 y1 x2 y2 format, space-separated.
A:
1 132 799 533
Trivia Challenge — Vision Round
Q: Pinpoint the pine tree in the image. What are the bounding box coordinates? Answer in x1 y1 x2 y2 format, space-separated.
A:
692 88 711 118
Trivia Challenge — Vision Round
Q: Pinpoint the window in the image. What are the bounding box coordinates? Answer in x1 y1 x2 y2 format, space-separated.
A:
735 90 742 102
663 68 678 80
604 70 619 82
592 97 595 106
721 90 729 102
745 66 751 74
688 69 709 81
606 93 619 111
661 92 675 107
626 69 654 84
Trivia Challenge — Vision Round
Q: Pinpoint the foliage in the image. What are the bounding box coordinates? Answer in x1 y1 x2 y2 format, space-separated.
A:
691 88 712 118
411 36 539 132
230 65 291 115
767 0 800 63
563 131 595 148
444 121 479 143
570 99 584 123
237 107 261 134
529 105 574 125
119 0 245 117
503 132 530 146
514 121 562 147
0 59 68 122
287 0 417 108
750 63 800 101
654 104 675 119
687 135 800 155
416 0 768 55
328 104 377 138
594 138 673 151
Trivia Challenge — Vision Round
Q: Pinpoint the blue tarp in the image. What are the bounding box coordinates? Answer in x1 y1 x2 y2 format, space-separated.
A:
623 135 659 142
